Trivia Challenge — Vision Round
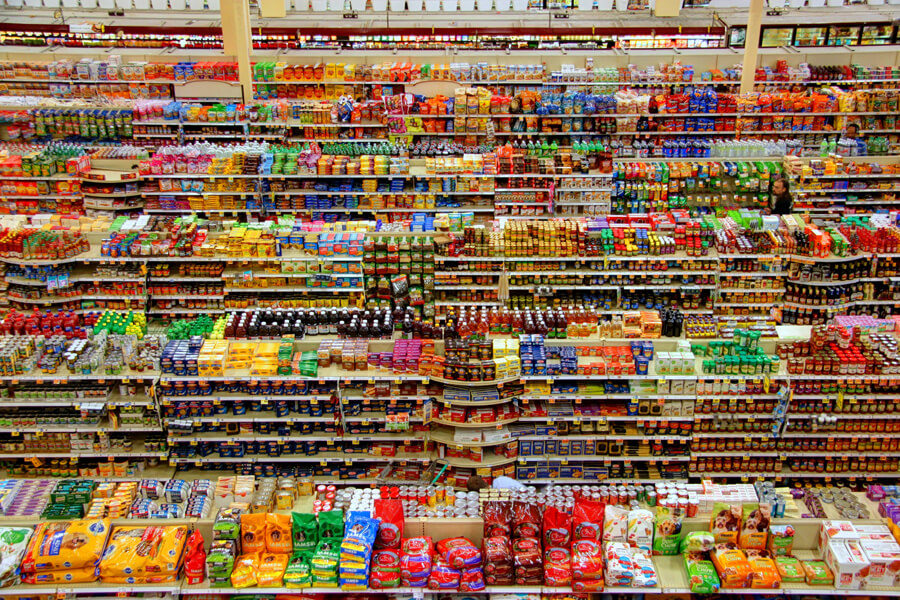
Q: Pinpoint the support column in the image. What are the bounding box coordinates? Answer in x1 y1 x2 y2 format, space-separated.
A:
740 0 764 94
221 0 254 103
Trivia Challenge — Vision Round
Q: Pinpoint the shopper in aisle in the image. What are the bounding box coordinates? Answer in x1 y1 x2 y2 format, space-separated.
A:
466 475 525 491
843 123 860 140
769 177 793 215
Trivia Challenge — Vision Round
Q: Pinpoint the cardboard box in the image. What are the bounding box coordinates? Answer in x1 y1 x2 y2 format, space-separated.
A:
820 521 861 557
825 539 869 590
860 539 900 587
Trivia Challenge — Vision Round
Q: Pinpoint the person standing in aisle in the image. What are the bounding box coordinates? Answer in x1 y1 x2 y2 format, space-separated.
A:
843 123 859 140
769 177 793 215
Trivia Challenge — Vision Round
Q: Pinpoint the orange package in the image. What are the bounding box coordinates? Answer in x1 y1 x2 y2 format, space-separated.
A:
266 514 292 554
747 554 782 589
710 544 752 589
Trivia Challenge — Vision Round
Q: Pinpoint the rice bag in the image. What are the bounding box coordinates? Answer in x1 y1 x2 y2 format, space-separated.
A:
482 501 512 538
436 537 481 569
240 513 266 554
258 552 289 587
709 502 741 545
572 497 605 542
603 505 628 543
231 553 260 589
292 512 318 553
571 539 603 582
604 542 634 587
512 501 541 539
374 499 403 549
542 505 571 548
0 527 32 588
632 549 659 587
266 513 292 554
627 509 653 550
21 520 111 573
543 547 572 587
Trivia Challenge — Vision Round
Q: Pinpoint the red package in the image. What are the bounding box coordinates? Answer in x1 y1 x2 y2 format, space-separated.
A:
427 557 461 590
484 561 513 576
369 569 402 589
572 578 605 592
572 497 605 542
482 536 512 569
572 539 604 582
512 501 541 539
374 499 403 549
400 537 433 582
544 547 572 587
486 573 514 585
482 501 512 538
459 567 486 592
436 537 482 569
372 548 401 570
183 530 206 585
543 505 571 548
512 537 542 568
515 565 544 578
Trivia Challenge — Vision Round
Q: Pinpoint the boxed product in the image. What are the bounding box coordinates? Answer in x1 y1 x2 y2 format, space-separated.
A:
824 539 869 590
859 538 900 587
819 520 860 557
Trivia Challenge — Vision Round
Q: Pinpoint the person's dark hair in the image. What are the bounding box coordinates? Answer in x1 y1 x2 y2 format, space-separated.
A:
467 475 488 491
846 123 860 133
773 177 789 194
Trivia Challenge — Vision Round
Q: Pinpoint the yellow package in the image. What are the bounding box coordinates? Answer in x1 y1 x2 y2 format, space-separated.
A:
99 526 188 578
101 573 180 585
258 552 289 587
266 514 292 554
231 553 260 589
22 520 111 573
22 566 98 584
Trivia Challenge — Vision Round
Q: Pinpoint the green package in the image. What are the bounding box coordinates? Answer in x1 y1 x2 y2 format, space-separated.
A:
684 555 720 593
318 510 344 540
292 512 319 553
803 560 834 586
775 556 805 583
284 552 312 588
652 505 682 555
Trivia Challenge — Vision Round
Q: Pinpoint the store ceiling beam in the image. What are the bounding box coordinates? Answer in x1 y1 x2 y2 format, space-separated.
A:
740 0 763 94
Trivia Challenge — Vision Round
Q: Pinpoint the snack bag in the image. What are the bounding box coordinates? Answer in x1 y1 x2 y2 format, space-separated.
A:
684 553 720 593
543 547 572 587
767 524 794 556
183 530 206 586
775 555 805 583
652 506 682 555
681 531 715 553
603 505 628 543
240 513 266 554
709 502 741 545
292 512 318 553
739 503 772 550
542 505 571 548
265 514 292 554
436 537 481 569
572 497 605 542
318 510 344 540
0 527 32 587
627 509 653 551
483 501 512 538
803 559 835 585
711 544 752 588
231 553 260 589
258 552 289 587
748 554 782 589
374 499 403 549
571 539 603 582
22 520 111 573
512 502 541 539
284 552 312 588
632 549 659 587
604 542 634 587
